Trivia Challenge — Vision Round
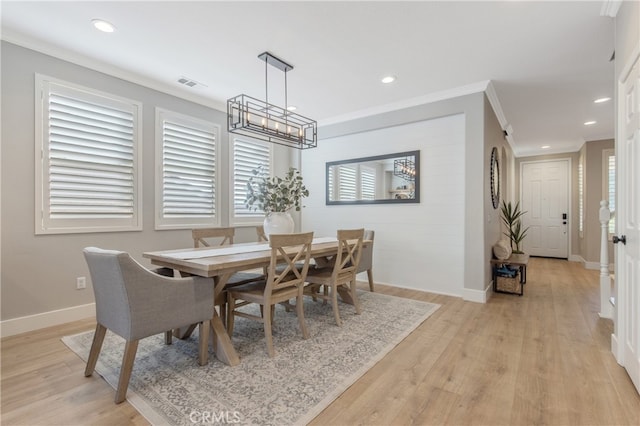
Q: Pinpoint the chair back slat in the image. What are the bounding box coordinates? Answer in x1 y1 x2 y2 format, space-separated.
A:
332 229 364 280
267 232 313 293
192 227 235 248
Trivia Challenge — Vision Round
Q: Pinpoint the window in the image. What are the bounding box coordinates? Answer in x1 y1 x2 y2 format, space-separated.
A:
155 109 219 229
330 164 376 201
231 137 272 223
603 149 615 234
35 75 142 234
360 166 376 200
338 165 357 200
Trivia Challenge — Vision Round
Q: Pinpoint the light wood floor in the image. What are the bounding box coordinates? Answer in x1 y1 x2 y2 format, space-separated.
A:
2 258 639 425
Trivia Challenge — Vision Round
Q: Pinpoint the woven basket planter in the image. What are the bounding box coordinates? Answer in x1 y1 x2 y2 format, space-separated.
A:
496 273 521 294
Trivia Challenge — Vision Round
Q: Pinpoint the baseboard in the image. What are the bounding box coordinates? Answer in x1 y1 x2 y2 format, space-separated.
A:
462 284 491 304
357 280 463 299
570 255 614 271
584 261 614 271
568 254 584 263
0 303 95 338
611 333 621 363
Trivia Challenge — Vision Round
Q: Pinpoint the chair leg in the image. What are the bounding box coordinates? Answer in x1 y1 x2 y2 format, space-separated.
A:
350 279 362 315
115 340 139 404
84 323 107 377
296 286 310 339
331 285 342 327
367 269 375 292
226 294 236 335
198 320 210 366
263 304 275 357
164 331 172 345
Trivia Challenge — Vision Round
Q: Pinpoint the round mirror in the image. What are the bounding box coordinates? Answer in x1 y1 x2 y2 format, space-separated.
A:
490 147 500 209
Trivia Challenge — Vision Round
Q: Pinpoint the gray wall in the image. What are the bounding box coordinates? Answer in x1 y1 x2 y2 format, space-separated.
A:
0 42 292 322
1 41 514 326
314 91 511 299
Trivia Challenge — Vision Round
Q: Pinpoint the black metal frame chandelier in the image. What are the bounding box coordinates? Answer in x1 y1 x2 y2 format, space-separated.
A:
394 157 416 181
227 52 317 149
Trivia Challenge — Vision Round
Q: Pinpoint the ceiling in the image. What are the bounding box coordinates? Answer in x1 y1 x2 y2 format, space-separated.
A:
1 1 616 157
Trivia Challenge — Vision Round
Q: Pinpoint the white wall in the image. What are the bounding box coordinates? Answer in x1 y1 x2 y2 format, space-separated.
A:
301 114 465 296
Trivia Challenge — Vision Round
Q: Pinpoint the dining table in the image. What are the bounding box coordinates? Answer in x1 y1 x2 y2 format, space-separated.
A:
143 236 360 366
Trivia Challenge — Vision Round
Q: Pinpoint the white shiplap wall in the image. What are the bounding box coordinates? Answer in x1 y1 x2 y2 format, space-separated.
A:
301 113 465 296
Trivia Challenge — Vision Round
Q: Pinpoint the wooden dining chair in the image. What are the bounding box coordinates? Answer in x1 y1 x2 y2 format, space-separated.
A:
226 232 314 357
192 227 235 247
304 228 364 326
82 247 213 403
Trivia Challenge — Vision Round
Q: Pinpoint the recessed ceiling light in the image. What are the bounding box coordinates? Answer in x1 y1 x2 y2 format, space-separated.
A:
594 97 611 103
584 120 597 126
381 75 396 84
287 106 297 111
541 145 551 149
92 19 116 33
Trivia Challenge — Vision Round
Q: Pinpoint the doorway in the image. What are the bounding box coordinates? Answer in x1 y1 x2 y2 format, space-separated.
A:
520 159 570 258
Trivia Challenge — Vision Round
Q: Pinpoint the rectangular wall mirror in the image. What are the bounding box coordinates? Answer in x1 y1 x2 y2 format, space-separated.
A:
326 150 420 205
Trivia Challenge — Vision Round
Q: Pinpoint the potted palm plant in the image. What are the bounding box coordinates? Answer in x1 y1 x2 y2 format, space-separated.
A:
501 200 529 254
245 166 309 236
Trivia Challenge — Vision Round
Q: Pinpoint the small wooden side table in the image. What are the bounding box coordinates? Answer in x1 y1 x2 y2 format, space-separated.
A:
491 253 530 295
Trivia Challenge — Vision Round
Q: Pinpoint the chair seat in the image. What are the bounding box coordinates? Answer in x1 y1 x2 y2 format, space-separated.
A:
228 280 298 303
227 271 265 286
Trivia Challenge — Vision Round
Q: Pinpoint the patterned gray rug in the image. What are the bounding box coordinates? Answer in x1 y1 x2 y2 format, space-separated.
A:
63 290 439 426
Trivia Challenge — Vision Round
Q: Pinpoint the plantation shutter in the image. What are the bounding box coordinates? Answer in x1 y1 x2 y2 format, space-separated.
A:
338 165 357 200
37 76 142 234
607 152 616 234
162 123 216 217
361 166 376 200
233 138 271 219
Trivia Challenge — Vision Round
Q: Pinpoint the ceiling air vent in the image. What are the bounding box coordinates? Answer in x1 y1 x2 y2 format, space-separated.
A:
177 76 207 89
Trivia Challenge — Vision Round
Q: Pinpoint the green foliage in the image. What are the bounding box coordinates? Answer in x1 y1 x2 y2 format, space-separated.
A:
245 166 309 214
501 200 529 254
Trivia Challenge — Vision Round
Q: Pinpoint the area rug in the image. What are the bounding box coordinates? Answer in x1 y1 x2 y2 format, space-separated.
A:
62 291 440 426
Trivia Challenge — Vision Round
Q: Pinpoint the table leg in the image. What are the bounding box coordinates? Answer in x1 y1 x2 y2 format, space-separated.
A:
211 273 240 366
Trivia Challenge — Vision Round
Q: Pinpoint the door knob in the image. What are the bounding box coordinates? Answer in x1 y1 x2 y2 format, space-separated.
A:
613 235 627 245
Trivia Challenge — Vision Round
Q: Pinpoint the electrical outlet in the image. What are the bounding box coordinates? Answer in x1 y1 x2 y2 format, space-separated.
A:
76 276 86 290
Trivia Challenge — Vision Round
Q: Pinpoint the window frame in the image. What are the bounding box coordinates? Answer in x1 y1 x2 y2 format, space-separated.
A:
35 74 143 235
154 108 220 230
229 136 273 226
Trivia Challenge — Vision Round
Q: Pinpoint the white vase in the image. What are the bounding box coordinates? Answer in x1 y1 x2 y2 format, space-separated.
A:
263 212 294 237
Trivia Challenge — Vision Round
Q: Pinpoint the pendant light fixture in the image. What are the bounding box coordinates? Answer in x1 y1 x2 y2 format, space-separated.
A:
394 157 416 181
227 52 317 149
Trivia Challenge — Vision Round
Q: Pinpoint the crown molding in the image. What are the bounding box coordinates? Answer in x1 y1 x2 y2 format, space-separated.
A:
319 80 491 127
1 31 227 113
600 0 622 17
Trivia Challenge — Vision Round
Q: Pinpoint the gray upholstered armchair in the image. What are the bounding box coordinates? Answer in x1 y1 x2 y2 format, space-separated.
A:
82 247 214 404
356 229 375 292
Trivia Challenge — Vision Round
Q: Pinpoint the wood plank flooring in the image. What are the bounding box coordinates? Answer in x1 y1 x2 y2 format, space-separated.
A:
2 257 639 425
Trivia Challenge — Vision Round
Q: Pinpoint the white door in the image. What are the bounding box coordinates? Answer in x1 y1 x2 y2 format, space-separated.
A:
613 52 640 395
520 160 569 258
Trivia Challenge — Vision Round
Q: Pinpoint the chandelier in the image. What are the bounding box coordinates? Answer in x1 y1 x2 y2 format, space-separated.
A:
394 158 416 181
227 52 317 149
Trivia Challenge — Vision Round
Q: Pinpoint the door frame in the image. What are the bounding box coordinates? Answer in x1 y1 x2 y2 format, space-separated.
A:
519 158 572 258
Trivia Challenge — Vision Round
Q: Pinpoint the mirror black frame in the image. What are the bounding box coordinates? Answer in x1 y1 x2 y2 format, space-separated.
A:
490 147 500 209
326 150 420 205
